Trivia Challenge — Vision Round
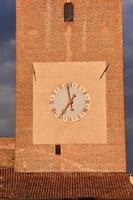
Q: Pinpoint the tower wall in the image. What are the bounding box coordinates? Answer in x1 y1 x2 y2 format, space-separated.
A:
16 0 126 171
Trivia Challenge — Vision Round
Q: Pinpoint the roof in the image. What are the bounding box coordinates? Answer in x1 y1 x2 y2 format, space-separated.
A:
0 168 133 200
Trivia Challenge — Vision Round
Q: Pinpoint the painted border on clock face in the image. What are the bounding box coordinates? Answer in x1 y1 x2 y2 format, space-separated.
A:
49 82 91 122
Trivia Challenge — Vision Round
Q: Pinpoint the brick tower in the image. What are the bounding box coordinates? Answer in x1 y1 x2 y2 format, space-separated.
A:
16 0 126 172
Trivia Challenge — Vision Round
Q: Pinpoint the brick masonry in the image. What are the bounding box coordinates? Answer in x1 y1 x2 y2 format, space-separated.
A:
15 0 126 171
0 138 15 167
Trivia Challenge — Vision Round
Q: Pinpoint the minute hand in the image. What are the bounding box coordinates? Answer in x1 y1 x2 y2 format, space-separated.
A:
67 84 71 100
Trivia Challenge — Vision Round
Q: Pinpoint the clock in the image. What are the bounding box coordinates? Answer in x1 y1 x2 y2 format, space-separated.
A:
49 82 91 122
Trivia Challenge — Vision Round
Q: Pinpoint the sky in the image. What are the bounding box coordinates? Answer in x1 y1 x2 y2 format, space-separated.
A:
0 0 15 138
123 0 133 172
0 0 133 172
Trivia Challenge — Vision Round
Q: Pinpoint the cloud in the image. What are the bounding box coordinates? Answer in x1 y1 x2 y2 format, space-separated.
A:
126 117 133 173
0 60 15 83
0 39 15 64
124 0 133 12
0 57 15 138
126 118 133 129
10 39 16 48
0 0 16 138
0 84 15 137
0 85 15 104
124 0 133 150
0 118 15 137
125 89 133 99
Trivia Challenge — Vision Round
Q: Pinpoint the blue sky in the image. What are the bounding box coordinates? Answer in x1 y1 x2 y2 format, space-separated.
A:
0 0 133 172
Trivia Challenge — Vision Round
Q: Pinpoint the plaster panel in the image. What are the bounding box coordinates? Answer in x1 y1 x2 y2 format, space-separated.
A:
33 62 107 144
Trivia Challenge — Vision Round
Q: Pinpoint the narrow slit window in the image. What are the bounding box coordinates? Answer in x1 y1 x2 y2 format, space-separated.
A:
64 3 74 22
55 145 61 155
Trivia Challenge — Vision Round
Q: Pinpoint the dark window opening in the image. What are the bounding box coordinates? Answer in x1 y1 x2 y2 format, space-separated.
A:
55 145 61 155
64 3 74 22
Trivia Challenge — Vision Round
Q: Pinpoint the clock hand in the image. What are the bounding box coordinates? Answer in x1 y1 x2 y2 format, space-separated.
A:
59 94 76 117
67 83 74 111
70 94 76 104
59 102 70 118
67 83 71 99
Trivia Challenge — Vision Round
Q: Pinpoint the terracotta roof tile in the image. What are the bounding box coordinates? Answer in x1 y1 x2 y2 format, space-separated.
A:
0 168 133 200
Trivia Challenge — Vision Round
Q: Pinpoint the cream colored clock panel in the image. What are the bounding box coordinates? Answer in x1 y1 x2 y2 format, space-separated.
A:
33 62 107 144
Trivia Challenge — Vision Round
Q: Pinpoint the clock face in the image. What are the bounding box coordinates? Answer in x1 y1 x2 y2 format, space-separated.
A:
49 82 91 122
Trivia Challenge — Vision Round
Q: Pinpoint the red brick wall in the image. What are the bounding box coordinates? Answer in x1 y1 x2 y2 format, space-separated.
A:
0 138 15 167
16 0 126 172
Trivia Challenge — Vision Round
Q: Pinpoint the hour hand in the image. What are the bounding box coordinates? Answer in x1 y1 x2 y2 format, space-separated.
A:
59 94 76 118
59 103 70 118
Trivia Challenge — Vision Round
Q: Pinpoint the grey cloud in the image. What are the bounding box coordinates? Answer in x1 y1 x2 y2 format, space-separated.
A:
0 118 15 137
124 1 133 114
0 61 16 86
0 38 15 135
0 85 15 105
0 39 16 64
126 118 133 130
0 84 15 137
10 39 16 48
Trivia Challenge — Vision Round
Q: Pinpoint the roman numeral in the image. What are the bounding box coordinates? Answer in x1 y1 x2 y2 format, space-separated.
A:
51 92 56 95
83 91 88 95
59 115 63 120
82 107 88 113
77 84 81 89
85 100 90 104
58 84 63 89
51 108 56 114
68 82 73 87
77 115 81 120
50 101 54 105
67 117 72 121
49 101 54 107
